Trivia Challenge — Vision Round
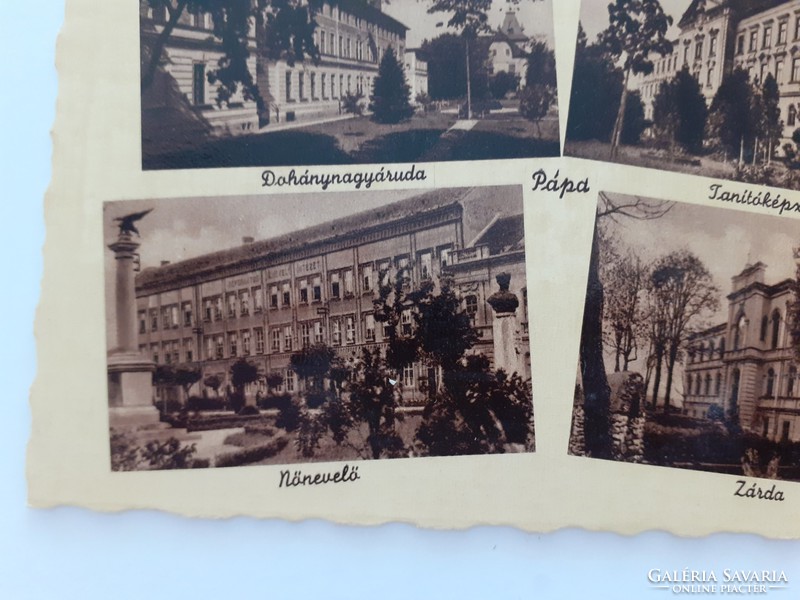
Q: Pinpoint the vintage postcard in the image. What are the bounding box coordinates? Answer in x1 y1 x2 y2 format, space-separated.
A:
139 0 559 169
565 0 800 192
28 0 800 539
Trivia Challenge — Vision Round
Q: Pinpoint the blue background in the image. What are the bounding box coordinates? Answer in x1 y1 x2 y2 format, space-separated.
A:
1 4 797 599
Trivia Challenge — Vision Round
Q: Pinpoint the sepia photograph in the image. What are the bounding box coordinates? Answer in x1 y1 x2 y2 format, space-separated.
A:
104 186 533 470
566 0 800 191
139 0 559 169
571 192 800 482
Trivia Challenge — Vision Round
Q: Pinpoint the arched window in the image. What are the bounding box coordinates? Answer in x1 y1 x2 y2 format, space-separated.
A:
686 375 693 396
766 368 776 397
771 310 781 349
733 313 746 350
789 366 797 397
760 315 769 341
464 295 478 324
715 372 722 396
695 374 702 395
704 374 712 395
719 337 726 357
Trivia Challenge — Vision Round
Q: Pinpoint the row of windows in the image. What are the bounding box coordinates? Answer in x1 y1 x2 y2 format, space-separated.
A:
736 17 800 56
144 339 194 365
690 310 783 362
687 365 799 399
204 328 266 361
285 70 375 103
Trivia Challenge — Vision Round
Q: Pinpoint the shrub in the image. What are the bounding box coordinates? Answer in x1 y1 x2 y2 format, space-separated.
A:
237 405 260 416
215 437 289 468
186 395 225 412
259 392 293 411
341 91 364 116
275 398 303 432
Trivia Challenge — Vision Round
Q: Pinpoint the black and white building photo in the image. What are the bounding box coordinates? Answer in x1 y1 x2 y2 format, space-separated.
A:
105 186 534 470
566 0 800 191
570 192 800 482
139 0 559 169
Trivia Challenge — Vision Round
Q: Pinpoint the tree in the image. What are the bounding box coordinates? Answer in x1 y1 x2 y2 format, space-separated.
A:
369 47 414 124
652 67 708 154
428 0 493 119
229 357 259 412
620 91 646 145
203 374 222 396
599 0 673 159
173 364 202 399
761 73 782 162
489 71 519 99
579 193 672 458
567 24 625 143
290 344 338 406
709 68 756 162
600 245 648 373
141 0 329 113
648 251 720 412
519 41 557 125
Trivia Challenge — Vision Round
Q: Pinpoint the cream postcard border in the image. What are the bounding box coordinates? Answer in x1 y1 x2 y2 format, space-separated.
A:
28 0 800 538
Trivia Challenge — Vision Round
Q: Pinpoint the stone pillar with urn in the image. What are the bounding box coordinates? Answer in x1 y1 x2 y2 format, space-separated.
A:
107 209 158 427
486 272 522 376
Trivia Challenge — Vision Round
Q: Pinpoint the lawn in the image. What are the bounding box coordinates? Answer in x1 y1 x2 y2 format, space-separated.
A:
565 139 738 180
142 109 560 170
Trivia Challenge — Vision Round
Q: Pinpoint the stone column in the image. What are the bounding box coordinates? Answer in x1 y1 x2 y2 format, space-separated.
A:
107 229 157 427
486 272 520 375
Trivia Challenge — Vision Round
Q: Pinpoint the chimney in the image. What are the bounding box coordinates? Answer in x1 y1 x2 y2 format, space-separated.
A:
242 236 255 245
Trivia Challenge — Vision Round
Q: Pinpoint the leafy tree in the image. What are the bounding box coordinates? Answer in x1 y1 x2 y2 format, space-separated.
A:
620 91 646 145
652 67 708 154
648 251 720 412
525 40 557 89
567 24 625 142
599 0 673 159
579 193 672 458
341 90 364 116
203 374 222 395
290 343 342 408
760 74 782 162
419 34 490 101
173 364 202 399
489 71 519 99
709 68 756 161
230 357 259 412
369 48 414 124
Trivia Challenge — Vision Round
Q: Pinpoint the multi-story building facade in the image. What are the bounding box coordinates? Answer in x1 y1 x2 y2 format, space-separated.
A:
633 0 800 137
139 3 260 139
257 0 408 125
141 1 414 137
683 261 799 442
487 10 534 85
404 49 429 102
133 188 529 405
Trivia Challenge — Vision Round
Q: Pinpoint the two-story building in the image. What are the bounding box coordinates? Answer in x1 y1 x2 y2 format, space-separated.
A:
683 261 799 443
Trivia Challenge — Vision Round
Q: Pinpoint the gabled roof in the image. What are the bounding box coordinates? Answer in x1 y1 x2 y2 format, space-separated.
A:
499 10 528 43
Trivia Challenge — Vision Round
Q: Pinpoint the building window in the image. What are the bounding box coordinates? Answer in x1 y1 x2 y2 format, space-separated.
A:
440 247 452 269
215 335 224 359
345 316 355 345
255 327 265 354
184 339 194 363
779 20 788 45
763 25 772 49
283 325 293 352
781 421 791 443
694 39 703 60
378 259 391 286
298 72 305 100
771 310 781 349
330 272 341 299
364 314 375 342
214 297 223 321
299 279 308 304
683 44 690 65
694 375 701 395
152 344 160 364
229 332 238 357
789 104 797 127
332 319 342 346
777 60 784 84
715 373 722 396
300 322 311 348
760 62 768 84
330 71 336 98
760 315 769 341
253 286 263 313
319 30 325 54
192 63 206 105
465 295 478 323
788 366 797 396
138 310 147 334
401 310 413 336
750 30 758 52
282 282 291 307
286 369 295 393
242 330 251 355
239 290 250 316
709 35 717 57
150 308 159 331
766 368 776 397
285 71 292 102
312 276 322 302
419 251 432 280
311 72 317 99
204 336 213 360
402 364 415 387
227 293 237 318
361 264 373 292
704 374 711 396
707 66 713 87
270 285 279 308
314 321 324 344
271 328 281 352
182 302 193 327
321 73 327 99
339 35 343 57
